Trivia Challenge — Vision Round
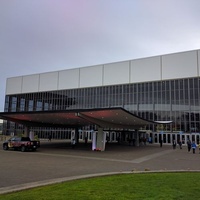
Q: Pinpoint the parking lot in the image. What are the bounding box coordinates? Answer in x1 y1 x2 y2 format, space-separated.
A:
0 140 200 194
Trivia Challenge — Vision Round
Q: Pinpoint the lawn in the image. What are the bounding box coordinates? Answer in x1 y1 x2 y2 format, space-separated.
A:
0 172 200 200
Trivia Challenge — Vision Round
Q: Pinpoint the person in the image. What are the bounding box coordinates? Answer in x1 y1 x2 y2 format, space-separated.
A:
143 137 147 145
117 136 120 144
71 138 76 148
187 139 191 152
106 136 110 143
148 136 152 144
159 139 163 147
48 134 52 142
84 136 88 145
191 141 197 154
127 137 131 146
172 140 176 149
178 140 182 149
198 143 200 154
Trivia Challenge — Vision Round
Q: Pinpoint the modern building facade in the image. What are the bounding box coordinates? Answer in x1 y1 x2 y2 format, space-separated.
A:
1 49 200 149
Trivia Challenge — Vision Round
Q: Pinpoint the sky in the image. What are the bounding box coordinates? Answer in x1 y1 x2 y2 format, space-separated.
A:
0 0 200 112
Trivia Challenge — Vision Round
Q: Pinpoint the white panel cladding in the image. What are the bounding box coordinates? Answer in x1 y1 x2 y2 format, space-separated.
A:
130 56 161 83
80 65 103 88
6 76 22 95
39 71 59 92
58 68 79 90
22 74 40 93
5 49 200 95
103 61 129 85
162 50 198 80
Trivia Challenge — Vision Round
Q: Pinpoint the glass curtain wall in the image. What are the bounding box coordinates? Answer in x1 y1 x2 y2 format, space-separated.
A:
4 77 200 135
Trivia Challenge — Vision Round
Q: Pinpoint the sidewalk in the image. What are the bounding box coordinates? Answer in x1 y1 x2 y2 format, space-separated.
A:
0 140 199 194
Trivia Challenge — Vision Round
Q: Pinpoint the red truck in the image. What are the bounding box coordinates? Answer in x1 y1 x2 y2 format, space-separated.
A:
3 136 40 152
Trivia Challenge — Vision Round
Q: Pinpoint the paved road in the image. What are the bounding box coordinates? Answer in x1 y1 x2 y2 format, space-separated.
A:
0 140 199 194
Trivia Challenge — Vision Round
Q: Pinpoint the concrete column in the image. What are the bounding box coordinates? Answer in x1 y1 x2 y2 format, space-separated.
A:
92 131 97 150
29 131 34 140
135 130 139 146
24 126 30 137
96 128 106 151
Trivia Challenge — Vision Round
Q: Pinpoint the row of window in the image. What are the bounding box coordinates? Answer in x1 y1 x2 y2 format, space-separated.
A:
4 77 200 133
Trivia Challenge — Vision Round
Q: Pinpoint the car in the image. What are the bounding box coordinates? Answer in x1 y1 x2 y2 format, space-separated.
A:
3 136 40 152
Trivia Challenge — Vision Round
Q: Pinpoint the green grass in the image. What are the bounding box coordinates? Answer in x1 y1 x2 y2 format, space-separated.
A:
1 172 200 200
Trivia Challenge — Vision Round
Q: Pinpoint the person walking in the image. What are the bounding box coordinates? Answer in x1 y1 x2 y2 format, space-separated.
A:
71 138 76 148
159 139 163 147
148 136 152 144
172 140 176 149
191 141 197 154
187 139 192 152
48 134 52 142
84 136 88 145
178 140 182 149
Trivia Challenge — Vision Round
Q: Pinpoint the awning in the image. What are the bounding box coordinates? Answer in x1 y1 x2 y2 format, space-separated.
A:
0 107 156 129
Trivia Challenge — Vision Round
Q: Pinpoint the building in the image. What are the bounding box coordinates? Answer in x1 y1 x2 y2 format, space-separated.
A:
1 49 200 150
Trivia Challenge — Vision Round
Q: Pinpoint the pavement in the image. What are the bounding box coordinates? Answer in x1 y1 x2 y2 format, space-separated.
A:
0 140 200 194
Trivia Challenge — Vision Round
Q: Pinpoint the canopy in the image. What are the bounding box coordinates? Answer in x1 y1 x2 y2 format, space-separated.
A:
0 107 156 129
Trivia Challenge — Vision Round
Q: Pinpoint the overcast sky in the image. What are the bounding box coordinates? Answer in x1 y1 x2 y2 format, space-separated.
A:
0 0 200 112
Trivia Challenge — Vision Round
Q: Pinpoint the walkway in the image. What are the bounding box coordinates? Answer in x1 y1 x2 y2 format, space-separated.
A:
0 140 199 194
